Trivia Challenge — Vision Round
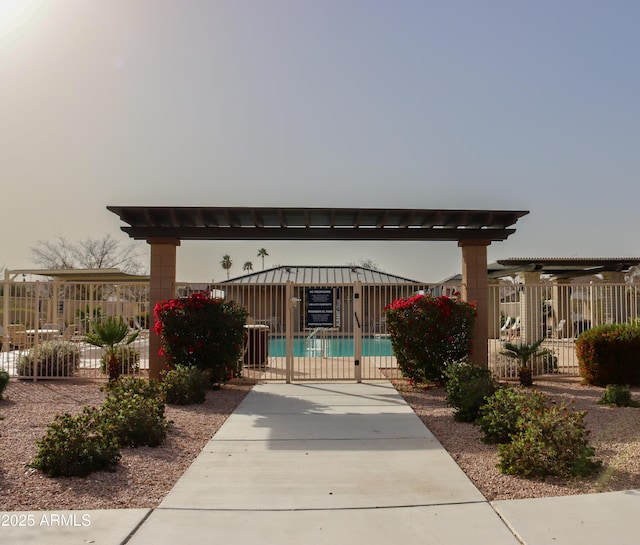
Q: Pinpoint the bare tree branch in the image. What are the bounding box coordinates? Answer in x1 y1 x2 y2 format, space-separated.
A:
30 236 77 269
30 235 145 274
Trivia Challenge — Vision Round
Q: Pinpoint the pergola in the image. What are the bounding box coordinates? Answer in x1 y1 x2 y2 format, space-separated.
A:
108 206 529 379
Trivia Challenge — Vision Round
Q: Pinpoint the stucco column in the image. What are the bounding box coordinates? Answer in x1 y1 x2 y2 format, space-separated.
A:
519 271 542 344
148 238 180 380
459 240 490 367
488 279 501 339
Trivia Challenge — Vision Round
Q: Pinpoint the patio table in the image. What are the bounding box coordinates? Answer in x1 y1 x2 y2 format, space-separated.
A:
26 329 61 342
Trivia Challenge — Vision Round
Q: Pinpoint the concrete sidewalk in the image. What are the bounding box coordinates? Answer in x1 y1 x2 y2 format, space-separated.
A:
2 382 639 544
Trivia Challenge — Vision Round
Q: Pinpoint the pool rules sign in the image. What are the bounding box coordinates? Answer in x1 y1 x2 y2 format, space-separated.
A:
306 288 340 328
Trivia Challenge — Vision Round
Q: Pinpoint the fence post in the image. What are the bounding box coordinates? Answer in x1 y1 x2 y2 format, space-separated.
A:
353 281 362 383
285 281 294 383
33 281 40 382
1 276 9 353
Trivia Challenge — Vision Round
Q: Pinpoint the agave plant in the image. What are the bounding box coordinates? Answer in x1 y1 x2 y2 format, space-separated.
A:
85 317 139 382
501 339 545 386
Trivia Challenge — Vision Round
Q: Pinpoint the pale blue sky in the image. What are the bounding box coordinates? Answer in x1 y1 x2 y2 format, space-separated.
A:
2 0 639 282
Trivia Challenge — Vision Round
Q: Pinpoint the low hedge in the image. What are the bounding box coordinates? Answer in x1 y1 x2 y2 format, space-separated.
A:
575 324 640 386
17 341 81 378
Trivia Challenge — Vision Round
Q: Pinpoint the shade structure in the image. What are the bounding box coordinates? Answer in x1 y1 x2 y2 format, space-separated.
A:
107 206 528 242
108 205 530 380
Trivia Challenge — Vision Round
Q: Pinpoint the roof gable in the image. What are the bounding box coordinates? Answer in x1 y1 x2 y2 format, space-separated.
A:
222 265 423 285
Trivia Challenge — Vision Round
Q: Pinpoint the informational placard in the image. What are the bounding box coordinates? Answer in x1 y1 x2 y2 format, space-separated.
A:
306 288 337 328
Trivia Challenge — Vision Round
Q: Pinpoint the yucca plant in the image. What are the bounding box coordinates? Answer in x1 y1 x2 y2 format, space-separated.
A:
85 317 139 382
501 339 545 386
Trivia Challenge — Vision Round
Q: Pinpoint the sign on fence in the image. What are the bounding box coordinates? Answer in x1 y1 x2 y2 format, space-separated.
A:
306 288 338 328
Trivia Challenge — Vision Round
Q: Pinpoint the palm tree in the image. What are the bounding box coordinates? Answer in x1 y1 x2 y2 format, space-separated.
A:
500 339 545 386
257 248 269 269
85 317 139 382
243 261 253 273
220 254 232 279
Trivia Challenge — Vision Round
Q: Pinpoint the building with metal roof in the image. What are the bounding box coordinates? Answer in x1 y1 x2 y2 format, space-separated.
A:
222 265 422 285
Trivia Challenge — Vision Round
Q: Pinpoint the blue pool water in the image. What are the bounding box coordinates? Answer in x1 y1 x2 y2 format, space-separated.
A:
268 336 393 357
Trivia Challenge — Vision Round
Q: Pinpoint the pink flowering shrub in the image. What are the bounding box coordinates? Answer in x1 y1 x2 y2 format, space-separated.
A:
385 294 477 383
153 293 248 385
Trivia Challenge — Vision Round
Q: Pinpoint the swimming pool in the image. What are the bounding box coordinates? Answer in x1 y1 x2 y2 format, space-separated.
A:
268 336 393 357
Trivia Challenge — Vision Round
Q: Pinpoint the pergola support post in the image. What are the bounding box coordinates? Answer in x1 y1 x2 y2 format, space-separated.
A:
459 240 490 368
148 238 180 380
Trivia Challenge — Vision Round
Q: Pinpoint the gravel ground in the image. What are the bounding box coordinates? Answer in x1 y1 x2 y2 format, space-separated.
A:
0 376 639 510
393 376 640 500
0 378 257 511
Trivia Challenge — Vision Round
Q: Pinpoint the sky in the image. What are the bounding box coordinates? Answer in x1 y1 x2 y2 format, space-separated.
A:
2 0 639 283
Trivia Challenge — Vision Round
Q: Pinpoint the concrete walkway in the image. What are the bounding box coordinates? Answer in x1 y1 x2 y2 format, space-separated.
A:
2 382 639 544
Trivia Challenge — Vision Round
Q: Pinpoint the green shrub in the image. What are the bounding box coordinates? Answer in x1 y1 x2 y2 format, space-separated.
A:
103 376 165 400
85 316 139 382
500 340 545 386
478 387 548 444
599 384 640 407
99 345 140 375
16 340 81 378
101 377 168 447
385 294 477 383
537 349 558 374
444 362 498 422
576 324 640 386
154 293 248 385
31 406 121 477
162 365 209 405
0 369 10 400
497 402 600 478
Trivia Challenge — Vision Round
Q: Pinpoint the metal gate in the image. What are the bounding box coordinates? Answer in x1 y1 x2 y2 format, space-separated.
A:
216 281 431 382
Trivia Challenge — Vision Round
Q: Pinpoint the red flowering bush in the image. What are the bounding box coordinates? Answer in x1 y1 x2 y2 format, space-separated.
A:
385 294 477 383
153 293 248 386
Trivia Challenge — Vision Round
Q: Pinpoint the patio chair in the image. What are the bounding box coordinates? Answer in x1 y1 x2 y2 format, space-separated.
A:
7 324 31 350
500 316 513 336
509 317 521 339
61 324 78 341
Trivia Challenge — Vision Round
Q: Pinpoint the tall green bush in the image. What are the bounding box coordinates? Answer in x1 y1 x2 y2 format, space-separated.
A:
154 293 248 385
385 294 477 383
575 324 640 386
478 387 548 443
101 377 168 447
444 362 498 422
162 365 209 405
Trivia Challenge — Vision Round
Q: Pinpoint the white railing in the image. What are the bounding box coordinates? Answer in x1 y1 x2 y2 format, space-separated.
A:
3 278 638 381
488 282 640 379
0 280 150 380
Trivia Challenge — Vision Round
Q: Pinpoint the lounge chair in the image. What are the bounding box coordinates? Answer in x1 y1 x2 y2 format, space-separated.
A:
500 316 513 336
509 317 521 339
7 324 31 350
554 319 566 339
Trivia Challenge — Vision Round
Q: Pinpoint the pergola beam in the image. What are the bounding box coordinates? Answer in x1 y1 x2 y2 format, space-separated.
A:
121 226 517 241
